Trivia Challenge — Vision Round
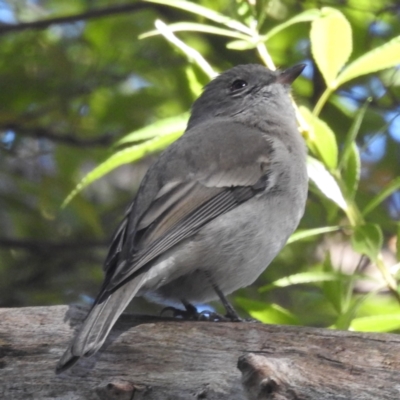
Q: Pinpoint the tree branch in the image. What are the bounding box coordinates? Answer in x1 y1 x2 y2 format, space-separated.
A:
2 124 114 147
0 3 158 35
1 305 400 399
0 238 107 251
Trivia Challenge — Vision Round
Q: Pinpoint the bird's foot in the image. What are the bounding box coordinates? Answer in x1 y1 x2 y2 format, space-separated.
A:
160 303 257 323
223 312 261 323
221 309 242 322
198 309 229 322
160 305 197 320
198 312 259 322
160 304 228 322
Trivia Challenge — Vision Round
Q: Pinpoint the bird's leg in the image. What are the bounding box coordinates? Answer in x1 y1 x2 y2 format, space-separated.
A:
212 282 242 322
209 283 260 323
204 272 242 322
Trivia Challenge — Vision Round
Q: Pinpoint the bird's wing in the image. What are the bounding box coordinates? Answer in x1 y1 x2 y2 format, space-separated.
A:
100 120 278 297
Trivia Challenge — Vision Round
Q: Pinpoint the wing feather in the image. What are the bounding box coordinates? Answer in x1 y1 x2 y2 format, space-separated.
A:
105 180 266 291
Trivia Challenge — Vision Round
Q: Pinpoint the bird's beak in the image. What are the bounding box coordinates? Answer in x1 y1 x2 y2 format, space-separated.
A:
277 64 306 85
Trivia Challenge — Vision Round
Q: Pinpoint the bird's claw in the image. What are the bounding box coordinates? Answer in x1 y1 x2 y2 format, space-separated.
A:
160 305 255 323
160 306 194 319
198 310 227 322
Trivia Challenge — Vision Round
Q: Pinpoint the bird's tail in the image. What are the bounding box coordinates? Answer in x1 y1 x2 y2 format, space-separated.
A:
56 274 146 374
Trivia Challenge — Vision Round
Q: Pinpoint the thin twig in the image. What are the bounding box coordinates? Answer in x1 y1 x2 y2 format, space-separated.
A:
0 2 156 35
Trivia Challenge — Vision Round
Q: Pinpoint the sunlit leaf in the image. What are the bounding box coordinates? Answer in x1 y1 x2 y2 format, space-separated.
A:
263 8 321 41
154 20 216 79
362 177 400 216
62 131 184 208
351 314 400 332
226 39 257 50
115 113 189 147
144 0 253 35
381 67 400 87
287 226 341 244
307 156 348 211
337 35 400 87
357 293 400 316
300 106 338 169
310 8 352 88
351 223 383 262
139 22 250 41
235 298 299 324
259 271 348 293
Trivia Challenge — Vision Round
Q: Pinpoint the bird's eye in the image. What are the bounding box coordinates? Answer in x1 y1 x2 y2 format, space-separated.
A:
230 79 247 92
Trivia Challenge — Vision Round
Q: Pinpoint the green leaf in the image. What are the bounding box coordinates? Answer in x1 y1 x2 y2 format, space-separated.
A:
331 287 380 330
226 8 321 50
351 314 400 332
154 20 216 79
263 9 321 41
235 298 299 325
351 223 383 262
339 98 370 170
116 113 189 147
300 106 338 169
362 177 400 216
62 130 184 208
333 296 363 330
226 39 257 50
185 66 203 97
139 22 250 41
144 0 253 36
320 256 366 327
321 254 350 315
341 143 361 200
287 226 341 244
397 224 400 262
259 271 346 293
337 35 400 87
307 156 348 211
357 292 400 316
310 8 352 88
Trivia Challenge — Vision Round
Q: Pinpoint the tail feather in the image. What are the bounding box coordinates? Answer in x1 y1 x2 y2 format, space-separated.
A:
56 275 146 374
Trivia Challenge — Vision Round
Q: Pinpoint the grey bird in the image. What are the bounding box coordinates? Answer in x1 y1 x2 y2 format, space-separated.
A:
56 64 308 373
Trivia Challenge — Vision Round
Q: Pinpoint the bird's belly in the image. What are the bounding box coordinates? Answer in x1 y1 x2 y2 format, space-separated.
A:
142 192 304 305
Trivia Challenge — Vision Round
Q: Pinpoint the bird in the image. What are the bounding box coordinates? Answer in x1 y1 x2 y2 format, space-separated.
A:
56 63 308 373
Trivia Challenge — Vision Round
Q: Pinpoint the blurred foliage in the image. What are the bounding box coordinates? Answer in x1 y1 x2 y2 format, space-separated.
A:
1 0 400 334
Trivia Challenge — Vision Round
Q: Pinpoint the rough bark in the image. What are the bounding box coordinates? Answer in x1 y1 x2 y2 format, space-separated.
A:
1 305 400 399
